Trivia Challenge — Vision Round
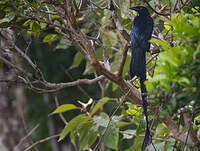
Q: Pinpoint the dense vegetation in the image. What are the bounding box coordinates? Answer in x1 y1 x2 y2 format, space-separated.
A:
0 0 199 150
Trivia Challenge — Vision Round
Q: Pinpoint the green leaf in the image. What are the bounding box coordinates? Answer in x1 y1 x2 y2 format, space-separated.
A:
90 97 110 116
151 74 166 82
40 22 47 29
0 22 11 28
111 53 121 72
176 77 191 86
49 104 79 115
150 39 171 51
112 82 118 91
148 142 165 150
59 114 90 141
159 52 179 67
93 114 109 127
115 121 130 128
155 123 169 137
88 130 98 147
69 130 76 146
123 55 131 77
136 117 145 135
70 51 84 68
16 17 24 22
23 19 31 26
79 121 94 151
0 1 7 5
125 102 142 117
54 20 61 26
164 21 171 30
83 61 95 75
191 6 199 13
125 137 143 151
30 21 40 31
102 9 112 23
102 31 118 46
43 34 60 44
121 18 131 26
102 122 119 150
121 0 130 19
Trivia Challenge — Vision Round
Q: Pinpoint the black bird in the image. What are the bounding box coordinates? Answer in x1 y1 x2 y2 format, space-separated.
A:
129 6 153 151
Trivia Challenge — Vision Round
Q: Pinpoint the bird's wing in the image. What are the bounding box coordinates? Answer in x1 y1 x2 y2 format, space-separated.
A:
131 17 153 51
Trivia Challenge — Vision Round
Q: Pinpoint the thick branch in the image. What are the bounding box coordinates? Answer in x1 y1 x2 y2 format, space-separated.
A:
183 113 200 147
161 115 200 147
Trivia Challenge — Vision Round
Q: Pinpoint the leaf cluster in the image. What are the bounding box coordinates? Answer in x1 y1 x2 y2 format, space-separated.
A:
146 12 200 118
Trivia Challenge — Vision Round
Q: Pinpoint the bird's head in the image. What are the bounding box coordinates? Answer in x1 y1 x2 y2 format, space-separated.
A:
129 6 150 16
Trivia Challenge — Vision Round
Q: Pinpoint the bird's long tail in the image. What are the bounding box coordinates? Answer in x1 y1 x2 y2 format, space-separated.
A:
140 80 150 151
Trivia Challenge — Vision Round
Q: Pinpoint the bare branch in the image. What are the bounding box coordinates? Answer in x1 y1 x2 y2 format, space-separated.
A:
42 75 105 89
151 5 168 19
146 53 159 65
143 0 169 16
24 134 60 151
72 0 79 16
0 55 32 78
14 45 40 74
78 0 83 10
15 124 40 151
54 96 68 125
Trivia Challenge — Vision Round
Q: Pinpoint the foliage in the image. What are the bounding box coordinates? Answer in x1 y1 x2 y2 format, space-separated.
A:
50 98 121 150
146 12 200 118
0 0 200 151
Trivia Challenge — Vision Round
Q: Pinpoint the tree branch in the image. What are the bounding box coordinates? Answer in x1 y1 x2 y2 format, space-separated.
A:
24 134 60 151
143 0 169 16
151 5 168 19
183 113 200 148
161 115 200 147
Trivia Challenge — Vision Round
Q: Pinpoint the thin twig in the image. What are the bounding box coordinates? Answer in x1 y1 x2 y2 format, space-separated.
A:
0 55 32 78
54 96 68 125
14 124 40 151
143 0 169 16
151 5 168 19
24 134 60 151
146 53 159 65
